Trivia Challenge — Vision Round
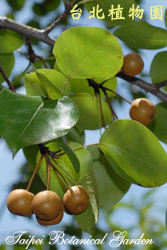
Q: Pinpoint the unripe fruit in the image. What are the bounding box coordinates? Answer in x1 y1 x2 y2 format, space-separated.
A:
31 190 61 221
36 205 64 226
129 98 156 125
63 185 90 214
7 189 34 217
122 53 144 76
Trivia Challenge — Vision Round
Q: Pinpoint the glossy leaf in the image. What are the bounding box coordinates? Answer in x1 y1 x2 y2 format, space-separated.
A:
89 146 131 212
56 136 80 173
150 51 167 83
37 142 93 199
53 26 123 81
114 21 167 49
0 53 15 84
99 119 167 187
25 69 71 97
75 171 99 233
71 92 112 130
85 0 135 26
0 89 79 156
147 103 167 144
0 30 23 53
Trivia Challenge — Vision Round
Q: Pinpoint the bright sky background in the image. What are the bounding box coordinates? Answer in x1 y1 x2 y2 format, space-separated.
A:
0 0 167 248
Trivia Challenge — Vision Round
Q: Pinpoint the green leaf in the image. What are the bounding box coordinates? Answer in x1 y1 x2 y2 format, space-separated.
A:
0 89 79 156
36 72 62 99
0 30 23 53
57 136 80 173
150 51 167 83
85 0 135 26
89 146 130 212
75 171 99 233
0 53 15 84
165 9 167 29
37 142 93 199
23 145 39 170
37 69 71 97
25 73 46 97
0 245 6 250
25 69 71 97
114 21 167 49
71 92 112 130
99 119 167 187
66 127 85 145
7 0 25 10
33 0 60 16
53 26 123 81
147 103 167 144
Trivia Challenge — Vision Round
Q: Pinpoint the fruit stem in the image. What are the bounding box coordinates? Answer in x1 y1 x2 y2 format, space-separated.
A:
44 153 55 190
98 92 106 129
103 86 132 105
102 88 118 120
47 164 51 191
96 94 102 135
50 161 71 189
26 155 44 191
50 155 79 186
54 169 68 192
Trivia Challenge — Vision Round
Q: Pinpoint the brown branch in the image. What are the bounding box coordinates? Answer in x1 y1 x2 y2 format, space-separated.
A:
155 80 167 89
0 66 16 92
117 72 167 104
25 37 48 68
0 17 55 47
44 1 73 35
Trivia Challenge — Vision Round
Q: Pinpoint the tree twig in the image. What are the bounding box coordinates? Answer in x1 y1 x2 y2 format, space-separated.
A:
44 1 73 35
0 66 16 92
0 17 55 47
155 80 167 89
25 37 48 68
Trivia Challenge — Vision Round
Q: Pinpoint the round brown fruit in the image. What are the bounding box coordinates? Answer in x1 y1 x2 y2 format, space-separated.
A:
7 189 34 217
62 201 74 215
36 204 64 226
63 185 90 214
129 98 156 125
122 53 144 76
31 190 61 221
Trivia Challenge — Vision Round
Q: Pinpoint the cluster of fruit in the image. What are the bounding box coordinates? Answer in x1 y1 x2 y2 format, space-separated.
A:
121 52 156 126
7 185 90 226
